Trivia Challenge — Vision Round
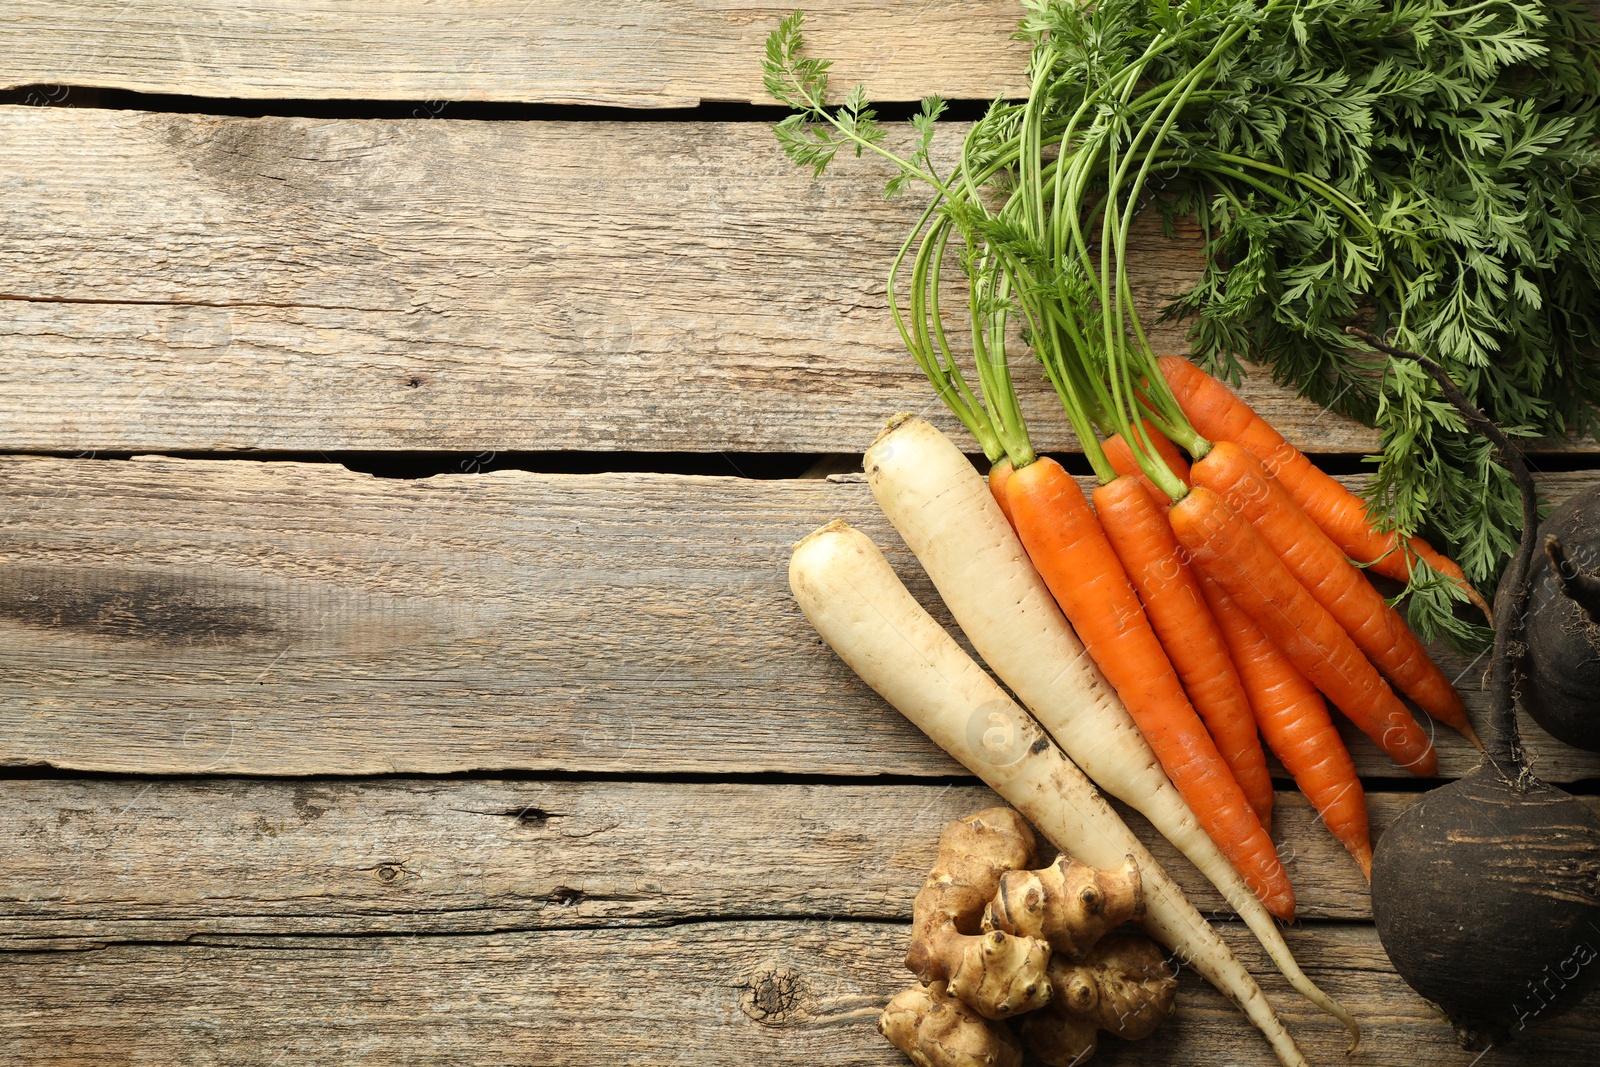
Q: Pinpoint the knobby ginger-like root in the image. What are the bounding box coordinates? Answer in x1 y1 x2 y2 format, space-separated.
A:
983 854 1144 959
1022 933 1179 1066
879 982 1023 1067
932 927 1052 1019
905 808 1054 1019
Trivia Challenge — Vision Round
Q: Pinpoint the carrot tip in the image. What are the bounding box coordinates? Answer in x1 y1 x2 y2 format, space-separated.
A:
1265 893 1296 923
1459 718 1485 752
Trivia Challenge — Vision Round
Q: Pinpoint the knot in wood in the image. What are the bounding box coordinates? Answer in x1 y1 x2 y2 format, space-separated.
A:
375 864 403 884
739 965 803 1026
547 886 586 907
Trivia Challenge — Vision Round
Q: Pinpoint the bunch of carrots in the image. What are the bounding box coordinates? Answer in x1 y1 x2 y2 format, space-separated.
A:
769 9 1495 1064
767 4 1488 892
1003 354 1481 888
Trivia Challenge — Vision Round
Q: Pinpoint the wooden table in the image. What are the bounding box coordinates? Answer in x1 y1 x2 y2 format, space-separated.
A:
2 3 1598 1064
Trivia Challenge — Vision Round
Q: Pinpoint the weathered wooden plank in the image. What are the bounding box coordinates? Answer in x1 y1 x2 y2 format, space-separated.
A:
1 778 1455 947
2 919 1596 1065
0 103 1501 456
0 2 1030 106
3 454 1597 782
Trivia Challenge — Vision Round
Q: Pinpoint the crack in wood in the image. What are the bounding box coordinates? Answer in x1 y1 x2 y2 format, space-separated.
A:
0 292 400 314
0 915 916 955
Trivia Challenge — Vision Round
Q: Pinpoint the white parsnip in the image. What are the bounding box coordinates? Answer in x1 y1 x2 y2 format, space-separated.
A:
863 414 1356 1040
789 520 1308 1067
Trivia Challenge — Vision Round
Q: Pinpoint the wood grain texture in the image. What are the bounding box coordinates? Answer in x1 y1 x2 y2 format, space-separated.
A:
3 918 1598 1065
0 103 1466 456
3 453 1597 781
0 2 1030 106
0 778 1450 948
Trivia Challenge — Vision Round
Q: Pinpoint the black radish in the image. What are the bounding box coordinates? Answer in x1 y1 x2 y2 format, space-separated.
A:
1525 495 1600 751
1353 329 1600 1051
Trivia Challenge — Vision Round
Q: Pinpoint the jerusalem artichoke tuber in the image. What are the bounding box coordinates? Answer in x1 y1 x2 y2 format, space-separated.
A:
1022 933 1179 1065
888 809 1180 1067
983 854 1143 959
879 982 1023 1067
905 808 1053 1019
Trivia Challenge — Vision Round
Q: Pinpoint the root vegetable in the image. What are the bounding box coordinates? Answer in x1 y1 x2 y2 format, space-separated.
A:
863 415 1355 1042
1021 933 1179 1066
879 983 1022 1067
906 808 1053 1019
987 458 1017 529
1355 331 1600 1050
1523 501 1600 750
1103 420 1191 504
789 517 1312 1067
1158 355 1488 619
1197 572 1374 878
1004 455 1293 918
1190 441 1475 746
1018 1011 1098 1067
1093 471 1277 832
983 854 1143 960
1169 484 1439 776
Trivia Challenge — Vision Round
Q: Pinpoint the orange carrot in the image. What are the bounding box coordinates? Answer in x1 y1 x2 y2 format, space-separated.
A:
988 458 1016 529
1169 486 1439 777
1094 474 1276 831
1191 442 1478 747
1104 420 1192 504
1158 356 1490 619
1004 457 1295 919
1196 572 1373 879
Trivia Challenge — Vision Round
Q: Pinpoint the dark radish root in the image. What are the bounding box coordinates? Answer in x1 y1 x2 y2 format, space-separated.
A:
1525 518 1600 750
1372 768 1600 1048
1545 535 1600 625
1349 329 1600 1051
